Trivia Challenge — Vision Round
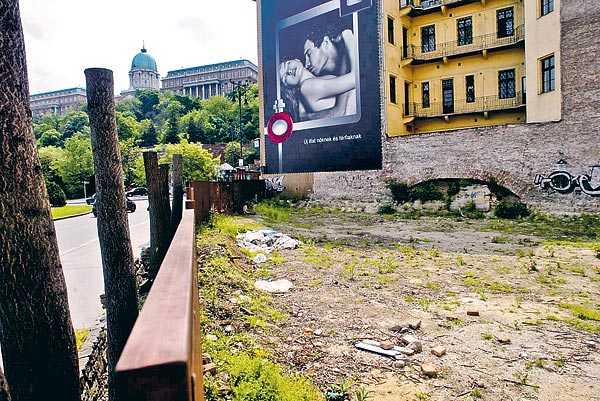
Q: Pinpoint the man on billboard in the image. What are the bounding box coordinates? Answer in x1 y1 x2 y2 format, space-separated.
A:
279 28 356 122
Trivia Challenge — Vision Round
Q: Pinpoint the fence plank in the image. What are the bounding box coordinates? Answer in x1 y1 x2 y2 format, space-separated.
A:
115 210 203 401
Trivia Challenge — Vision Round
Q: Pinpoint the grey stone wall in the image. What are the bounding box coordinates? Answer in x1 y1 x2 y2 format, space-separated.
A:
79 319 107 401
313 1 600 215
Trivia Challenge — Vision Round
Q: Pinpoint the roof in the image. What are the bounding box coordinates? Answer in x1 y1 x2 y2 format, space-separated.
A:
131 47 158 71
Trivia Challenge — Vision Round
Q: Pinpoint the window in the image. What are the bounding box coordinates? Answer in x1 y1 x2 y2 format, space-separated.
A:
541 55 555 93
497 7 514 38
387 17 395 45
421 25 436 53
442 79 454 114
389 75 397 104
466 75 475 103
541 0 554 16
422 82 430 108
498 69 516 99
457 17 473 46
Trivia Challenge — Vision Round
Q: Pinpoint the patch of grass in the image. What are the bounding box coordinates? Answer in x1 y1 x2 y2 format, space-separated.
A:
256 201 291 223
51 205 92 219
558 303 600 321
76 329 90 350
481 332 494 341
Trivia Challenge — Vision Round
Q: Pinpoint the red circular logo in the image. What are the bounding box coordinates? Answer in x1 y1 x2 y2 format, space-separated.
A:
267 112 293 144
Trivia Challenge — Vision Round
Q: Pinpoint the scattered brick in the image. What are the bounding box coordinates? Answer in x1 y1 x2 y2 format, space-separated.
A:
421 362 438 377
431 346 447 357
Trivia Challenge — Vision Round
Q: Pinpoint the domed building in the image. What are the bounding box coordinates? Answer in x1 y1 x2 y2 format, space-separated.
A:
120 45 160 97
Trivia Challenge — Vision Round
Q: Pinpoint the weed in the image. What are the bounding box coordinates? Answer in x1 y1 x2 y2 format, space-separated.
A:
355 387 374 401
76 329 90 350
418 299 432 312
554 355 565 368
471 387 483 398
535 358 545 369
308 279 323 287
424 281 442 291
559 303 600 321
414 393 428 401
481 332 494 341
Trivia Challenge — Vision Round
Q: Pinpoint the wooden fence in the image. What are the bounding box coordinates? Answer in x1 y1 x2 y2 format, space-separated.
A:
115 209 203 401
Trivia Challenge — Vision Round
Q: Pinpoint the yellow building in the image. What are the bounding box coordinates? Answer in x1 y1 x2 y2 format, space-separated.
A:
385 0 560 136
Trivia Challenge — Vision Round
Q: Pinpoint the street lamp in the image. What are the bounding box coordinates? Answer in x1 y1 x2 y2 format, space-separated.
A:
231 80 248 167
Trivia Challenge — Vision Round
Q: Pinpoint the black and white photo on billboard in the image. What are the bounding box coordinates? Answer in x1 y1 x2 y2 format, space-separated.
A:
275 2 361 129
261 0 382 174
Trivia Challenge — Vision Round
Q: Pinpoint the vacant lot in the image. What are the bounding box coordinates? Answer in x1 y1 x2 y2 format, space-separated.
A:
201 207 600 401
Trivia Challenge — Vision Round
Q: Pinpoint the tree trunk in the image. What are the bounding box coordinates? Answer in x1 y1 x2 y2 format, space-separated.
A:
143 152 172 282
0 367 11 401
0 3 80 401
170 153 184 234
85 68 139 401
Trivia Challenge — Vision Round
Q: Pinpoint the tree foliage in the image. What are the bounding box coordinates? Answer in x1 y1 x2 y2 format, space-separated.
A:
33 84 261 198
158 140 219 182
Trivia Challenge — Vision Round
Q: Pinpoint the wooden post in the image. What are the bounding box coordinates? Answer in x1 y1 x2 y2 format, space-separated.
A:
143 152 172 282
171 154 184 234
85 68 139 401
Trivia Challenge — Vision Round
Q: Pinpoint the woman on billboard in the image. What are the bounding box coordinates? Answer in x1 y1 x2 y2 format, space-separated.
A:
278 29 356 122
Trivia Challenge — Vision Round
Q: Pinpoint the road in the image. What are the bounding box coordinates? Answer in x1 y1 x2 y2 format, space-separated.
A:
58 197 150 330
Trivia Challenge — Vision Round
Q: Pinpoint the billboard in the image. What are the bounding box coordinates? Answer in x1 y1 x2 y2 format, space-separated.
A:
261 0 382 174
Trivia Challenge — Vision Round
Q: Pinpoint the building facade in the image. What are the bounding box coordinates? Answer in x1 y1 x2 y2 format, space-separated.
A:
161 59 258 99
256 0 598 214
385 0 560 136
120 46 160 97
29 87 87 119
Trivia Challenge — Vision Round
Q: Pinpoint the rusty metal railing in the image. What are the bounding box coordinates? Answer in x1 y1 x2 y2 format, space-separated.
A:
115 209 203 401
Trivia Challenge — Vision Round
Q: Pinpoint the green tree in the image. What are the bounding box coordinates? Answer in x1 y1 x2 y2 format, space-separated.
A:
59 111 89 141
116 111 141 141
38 128 62 147
115 96 142 120
55 132 95 198
164 101 184 144
158 140 219 182
119 138 143 186
46 180 67 207
33 113 60 139
38 146 65 185
139 121 158 147
136 89 160 119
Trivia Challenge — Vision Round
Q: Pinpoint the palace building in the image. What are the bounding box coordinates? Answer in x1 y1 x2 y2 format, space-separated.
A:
160 59 258 99
29 87 87 119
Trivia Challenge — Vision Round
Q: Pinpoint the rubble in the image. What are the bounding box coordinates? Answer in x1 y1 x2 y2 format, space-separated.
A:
237 230 300 254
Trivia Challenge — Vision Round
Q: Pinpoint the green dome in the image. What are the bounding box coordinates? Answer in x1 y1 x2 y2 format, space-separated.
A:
131 47 157 71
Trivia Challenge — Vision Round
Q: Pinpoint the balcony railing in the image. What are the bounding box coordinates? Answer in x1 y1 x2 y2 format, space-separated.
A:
401 0 479 9
405 25 524 62
407 91 525 118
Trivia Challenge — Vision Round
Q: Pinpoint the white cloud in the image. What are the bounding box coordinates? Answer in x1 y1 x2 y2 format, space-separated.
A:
20 0 258 95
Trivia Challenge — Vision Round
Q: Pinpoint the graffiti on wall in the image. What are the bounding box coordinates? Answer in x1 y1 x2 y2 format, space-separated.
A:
534 164 600 197
265 176 286 193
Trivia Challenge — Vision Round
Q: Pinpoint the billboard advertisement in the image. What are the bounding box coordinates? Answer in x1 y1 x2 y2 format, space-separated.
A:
261 0 382 174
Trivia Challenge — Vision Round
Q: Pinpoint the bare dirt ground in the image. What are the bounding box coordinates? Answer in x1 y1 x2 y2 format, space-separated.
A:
240 210 600 401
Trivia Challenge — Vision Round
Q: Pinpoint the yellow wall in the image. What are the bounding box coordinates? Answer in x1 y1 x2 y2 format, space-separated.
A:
524 0 562 122
385 0 527 136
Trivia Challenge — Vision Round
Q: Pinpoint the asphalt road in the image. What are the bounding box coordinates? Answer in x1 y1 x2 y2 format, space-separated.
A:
58 197 150 330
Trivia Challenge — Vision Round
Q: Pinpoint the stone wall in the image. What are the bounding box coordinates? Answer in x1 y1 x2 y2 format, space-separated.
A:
312 1 600 215
79 318 107 401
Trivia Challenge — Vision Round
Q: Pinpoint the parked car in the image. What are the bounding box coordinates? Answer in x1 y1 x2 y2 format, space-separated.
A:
86 193 96 205
92 198 136 217
126 187 148 197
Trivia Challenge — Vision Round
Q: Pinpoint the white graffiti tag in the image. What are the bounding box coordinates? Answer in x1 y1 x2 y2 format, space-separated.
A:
265 176 286 192
534 165 600 197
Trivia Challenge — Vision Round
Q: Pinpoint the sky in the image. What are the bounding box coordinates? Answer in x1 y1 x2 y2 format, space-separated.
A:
20 0 259 96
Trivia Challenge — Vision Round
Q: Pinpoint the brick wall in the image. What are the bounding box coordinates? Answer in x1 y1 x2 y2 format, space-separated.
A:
313 1 600 215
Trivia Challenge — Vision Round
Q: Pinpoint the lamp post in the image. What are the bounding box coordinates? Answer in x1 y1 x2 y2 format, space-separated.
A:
231 80 248 167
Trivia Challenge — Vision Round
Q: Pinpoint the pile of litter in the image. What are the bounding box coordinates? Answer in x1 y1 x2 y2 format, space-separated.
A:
236 230 300 255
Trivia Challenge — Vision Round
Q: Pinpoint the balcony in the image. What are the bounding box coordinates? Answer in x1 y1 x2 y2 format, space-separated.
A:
404 25 524 63
407 91 525 119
